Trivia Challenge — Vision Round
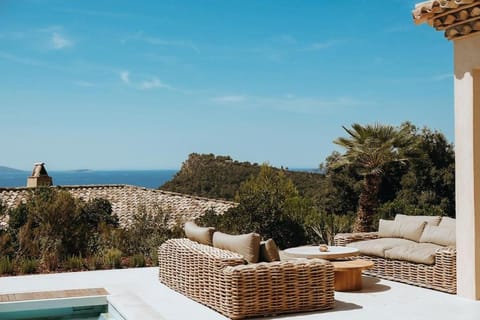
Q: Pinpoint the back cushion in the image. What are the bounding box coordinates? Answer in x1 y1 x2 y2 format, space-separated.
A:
213 232 261 263
395 214 441 226
419 225 456 246
260 239 281 262
439 217 456 228
378 219 426 242
184 221 215 246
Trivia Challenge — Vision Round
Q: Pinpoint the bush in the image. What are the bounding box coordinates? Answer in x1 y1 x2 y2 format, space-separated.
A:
0 256 14 275
129 254 146 268
19 258 38 274
117 206 181 260
104 248 122 269
86 255 103 271
65 255 84 271
199 165 315 249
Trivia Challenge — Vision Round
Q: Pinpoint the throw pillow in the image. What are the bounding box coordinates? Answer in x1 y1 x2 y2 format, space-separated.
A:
439 217 456 228
419 225 456 246
378 219 426 242
378 219 398 238
184 221 215 246
395 214 441 226
213 232 261 263
259 239 281 262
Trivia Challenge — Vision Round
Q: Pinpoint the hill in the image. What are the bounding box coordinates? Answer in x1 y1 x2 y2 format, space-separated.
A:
0 165 25 173
160 153 324 201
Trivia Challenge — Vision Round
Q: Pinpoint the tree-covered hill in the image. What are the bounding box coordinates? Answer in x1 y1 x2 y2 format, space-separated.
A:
160 153 325 201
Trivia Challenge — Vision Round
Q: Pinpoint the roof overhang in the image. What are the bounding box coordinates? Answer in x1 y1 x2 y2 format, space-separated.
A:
413 0 480 40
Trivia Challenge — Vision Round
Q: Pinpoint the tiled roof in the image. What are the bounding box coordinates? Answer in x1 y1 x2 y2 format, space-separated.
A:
0 185 236 230
413 0 480 40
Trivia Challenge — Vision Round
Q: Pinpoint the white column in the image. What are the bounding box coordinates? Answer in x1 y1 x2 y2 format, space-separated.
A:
454 34 480 300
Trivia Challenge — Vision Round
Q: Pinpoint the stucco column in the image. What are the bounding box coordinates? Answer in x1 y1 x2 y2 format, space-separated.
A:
454 33 480 300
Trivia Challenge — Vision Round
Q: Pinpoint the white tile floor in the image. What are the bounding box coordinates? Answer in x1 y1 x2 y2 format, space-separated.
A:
0 267 479 320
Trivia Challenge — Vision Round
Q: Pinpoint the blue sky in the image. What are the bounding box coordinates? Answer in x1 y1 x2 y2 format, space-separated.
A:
1 0 453 170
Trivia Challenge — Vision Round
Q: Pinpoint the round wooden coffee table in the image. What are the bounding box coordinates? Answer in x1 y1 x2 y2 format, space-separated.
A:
283 245 359 260
331 259 374 291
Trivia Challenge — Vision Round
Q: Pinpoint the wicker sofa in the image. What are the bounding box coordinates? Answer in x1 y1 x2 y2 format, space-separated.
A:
334 214 456 294
158 238 335 319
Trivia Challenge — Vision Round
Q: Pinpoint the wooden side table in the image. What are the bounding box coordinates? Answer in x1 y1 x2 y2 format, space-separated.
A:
331 259 374 291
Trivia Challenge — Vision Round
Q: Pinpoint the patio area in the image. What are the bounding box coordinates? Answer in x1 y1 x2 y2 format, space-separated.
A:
0 267 479 320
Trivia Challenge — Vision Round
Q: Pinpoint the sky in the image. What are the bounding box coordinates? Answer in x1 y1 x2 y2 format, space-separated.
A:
0 0 454 170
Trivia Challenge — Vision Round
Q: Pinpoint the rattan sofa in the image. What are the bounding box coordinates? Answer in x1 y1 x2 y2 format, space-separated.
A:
158 238 335 319
334 215 456 294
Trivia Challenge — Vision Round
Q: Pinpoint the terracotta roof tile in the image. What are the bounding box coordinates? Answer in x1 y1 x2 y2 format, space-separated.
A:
0 185 236 230
413 0 480 40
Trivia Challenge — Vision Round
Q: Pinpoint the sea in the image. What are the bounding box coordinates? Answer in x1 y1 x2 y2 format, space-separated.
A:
0 170 178 189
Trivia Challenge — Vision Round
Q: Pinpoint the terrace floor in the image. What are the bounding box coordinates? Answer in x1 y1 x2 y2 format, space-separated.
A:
0 267 479 320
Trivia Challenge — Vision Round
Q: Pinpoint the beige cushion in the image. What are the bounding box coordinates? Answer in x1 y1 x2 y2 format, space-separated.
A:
259 239 281 262
385 243 443 265
419 225 456 246
439 217 456 228
395 214 441 226
378 219 426 242
213 232 261 263
184 221 215 246
347 238 416 258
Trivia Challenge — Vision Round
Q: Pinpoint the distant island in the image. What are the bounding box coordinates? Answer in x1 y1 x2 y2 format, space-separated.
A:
0 166 26 173
70 169 93 173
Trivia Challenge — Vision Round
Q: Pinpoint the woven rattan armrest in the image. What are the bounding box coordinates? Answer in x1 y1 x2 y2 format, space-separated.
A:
334 232 379 246
221 259 335 319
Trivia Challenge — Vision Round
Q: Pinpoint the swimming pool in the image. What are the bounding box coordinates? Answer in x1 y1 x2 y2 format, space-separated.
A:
0 292 125 319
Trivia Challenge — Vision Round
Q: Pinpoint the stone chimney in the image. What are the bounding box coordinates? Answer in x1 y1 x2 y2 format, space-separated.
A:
27 162 53 188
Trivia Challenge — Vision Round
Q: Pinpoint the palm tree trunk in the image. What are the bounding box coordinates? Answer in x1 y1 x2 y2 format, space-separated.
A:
353 174 381 232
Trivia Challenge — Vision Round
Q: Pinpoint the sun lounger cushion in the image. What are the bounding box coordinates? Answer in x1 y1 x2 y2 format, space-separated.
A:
213 231 261 263
385 243 443 265
260 239 281 262
184 221 215 246
346 238 416 258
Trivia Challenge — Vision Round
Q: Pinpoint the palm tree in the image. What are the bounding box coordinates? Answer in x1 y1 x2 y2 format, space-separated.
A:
333 123 416 232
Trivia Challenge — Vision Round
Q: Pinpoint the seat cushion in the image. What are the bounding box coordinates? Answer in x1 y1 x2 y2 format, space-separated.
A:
184 221 215 246
419 225 456 246
378 219 426 242
385 243 443 265
213 232 261 263
395 214 441 226
346 238 416 258
260 239 281 262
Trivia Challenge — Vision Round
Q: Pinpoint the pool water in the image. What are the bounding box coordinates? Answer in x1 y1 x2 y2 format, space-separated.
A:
0 296 122 320
1 304 108 319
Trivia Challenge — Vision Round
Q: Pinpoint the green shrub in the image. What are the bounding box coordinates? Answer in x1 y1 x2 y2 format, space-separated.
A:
129 254 146 268
19 258 38 274
86 255 103 271
65 255 84 271
117 206 180 260
104 248 122 269
0 256 14 275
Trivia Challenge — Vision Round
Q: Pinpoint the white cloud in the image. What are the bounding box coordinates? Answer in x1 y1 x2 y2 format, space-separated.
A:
120 71 130 84
211 92 372 114
51 32 73 49
140 77 172 90
212 95 246 104
121 31 199 53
